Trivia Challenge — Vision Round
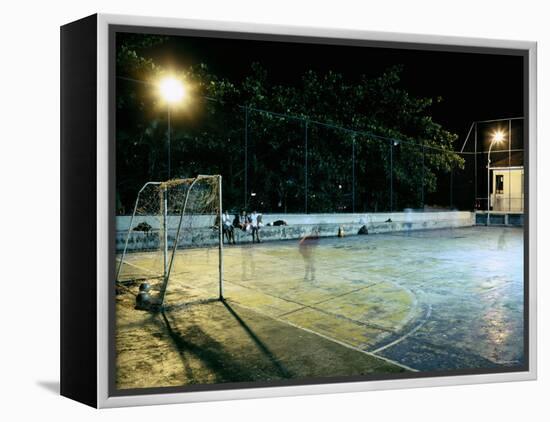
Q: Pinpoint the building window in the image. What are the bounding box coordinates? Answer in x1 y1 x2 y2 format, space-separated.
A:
495 174 504 194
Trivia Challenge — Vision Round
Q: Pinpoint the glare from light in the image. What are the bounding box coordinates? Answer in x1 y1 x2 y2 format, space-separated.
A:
492 130 506 143
159 77 186 104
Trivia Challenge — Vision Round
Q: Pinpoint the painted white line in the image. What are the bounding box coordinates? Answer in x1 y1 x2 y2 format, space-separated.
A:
115 259 157 276
225 279 395 333
370 304 432 355
226 299 417 372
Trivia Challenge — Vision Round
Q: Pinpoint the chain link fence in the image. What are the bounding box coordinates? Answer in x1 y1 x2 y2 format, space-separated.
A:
116 87 524 216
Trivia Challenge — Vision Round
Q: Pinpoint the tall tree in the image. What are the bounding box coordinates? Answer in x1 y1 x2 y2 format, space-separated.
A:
116 35 463 214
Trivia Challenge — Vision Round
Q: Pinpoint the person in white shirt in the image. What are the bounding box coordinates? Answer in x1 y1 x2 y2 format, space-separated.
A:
221 210 235 244
248 211 261 243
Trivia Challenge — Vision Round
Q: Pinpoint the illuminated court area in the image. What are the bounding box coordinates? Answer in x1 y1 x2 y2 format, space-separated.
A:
116 226 524 389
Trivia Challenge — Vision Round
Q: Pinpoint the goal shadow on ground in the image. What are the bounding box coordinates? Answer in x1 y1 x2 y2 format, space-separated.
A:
221 300 293 378
158 300 293 383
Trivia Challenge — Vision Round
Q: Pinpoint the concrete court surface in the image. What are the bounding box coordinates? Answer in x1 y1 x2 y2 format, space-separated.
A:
116 226 524 389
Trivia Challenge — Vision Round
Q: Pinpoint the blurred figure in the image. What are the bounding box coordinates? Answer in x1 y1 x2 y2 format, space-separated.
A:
497 228 508 250
241 242 256 280
299 229 320 281
404 208 413 237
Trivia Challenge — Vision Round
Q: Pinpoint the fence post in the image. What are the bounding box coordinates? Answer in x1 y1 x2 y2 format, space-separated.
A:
244 106 248 209
352 136 356 213
421 142 425 209
304 120 308 214
508 120 512 212
474 123 477 210
450 164 454 209
390 140 393 212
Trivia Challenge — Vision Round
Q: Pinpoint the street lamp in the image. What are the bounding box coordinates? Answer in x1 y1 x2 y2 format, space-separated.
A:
487 130 505 225
158 76 186 179
158 76 186 284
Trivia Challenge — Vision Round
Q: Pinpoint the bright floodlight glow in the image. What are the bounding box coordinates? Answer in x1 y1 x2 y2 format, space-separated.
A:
159 77 186 103
492 130 506 143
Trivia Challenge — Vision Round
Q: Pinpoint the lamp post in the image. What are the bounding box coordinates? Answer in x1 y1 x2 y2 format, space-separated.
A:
158 76 186 282
487 130 505 225
159 76 186 179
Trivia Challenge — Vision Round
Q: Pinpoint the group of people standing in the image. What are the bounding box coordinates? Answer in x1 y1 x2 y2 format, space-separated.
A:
221 210 262 244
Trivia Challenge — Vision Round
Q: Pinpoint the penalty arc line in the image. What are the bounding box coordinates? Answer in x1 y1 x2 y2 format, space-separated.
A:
369 303 433 355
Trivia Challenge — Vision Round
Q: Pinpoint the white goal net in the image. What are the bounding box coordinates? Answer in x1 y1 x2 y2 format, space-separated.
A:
115 175 223 310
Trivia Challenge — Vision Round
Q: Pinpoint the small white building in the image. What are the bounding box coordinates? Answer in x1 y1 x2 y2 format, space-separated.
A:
490 153 524 213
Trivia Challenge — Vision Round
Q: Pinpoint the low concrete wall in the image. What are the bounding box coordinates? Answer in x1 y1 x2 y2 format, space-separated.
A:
475 212 524 226
116 211 473 231
116 211 474 252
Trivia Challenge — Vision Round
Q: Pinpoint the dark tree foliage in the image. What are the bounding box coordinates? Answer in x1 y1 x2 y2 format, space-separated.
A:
116 35 463 214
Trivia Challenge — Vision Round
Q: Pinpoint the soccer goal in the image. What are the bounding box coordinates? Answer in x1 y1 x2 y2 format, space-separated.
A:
116 175 223 310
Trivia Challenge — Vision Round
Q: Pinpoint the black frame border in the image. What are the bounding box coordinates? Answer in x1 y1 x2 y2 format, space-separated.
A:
60 14 98 408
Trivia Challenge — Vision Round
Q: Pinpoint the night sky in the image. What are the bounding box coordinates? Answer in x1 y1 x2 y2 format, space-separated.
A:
132 30 526 148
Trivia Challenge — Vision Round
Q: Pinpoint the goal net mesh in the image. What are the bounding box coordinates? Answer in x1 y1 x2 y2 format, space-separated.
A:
116 175 221 309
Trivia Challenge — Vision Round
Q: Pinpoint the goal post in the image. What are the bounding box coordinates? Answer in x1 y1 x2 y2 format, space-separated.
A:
116 175 223 310
217 175 224 300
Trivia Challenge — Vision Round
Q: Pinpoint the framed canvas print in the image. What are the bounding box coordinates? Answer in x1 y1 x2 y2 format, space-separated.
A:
60 13 537 408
